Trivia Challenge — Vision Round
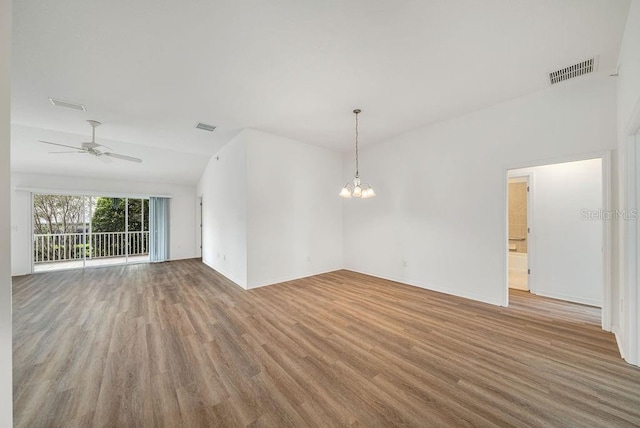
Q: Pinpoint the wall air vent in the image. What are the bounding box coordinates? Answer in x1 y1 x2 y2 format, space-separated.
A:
48 98 86 111
195 122 216 132
548 58 597 85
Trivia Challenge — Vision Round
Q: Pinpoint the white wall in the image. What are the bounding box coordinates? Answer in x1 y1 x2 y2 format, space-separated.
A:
197 129 344 289
10 188 31 275
10 172 199 275
617 0 640 365
0 0 12 423
245 129 343 288
197 136 248 288
344 74 617 306
510 159 603 306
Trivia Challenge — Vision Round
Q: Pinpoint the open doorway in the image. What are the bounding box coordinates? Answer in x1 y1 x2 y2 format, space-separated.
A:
508 175 530 291
505 155 609 328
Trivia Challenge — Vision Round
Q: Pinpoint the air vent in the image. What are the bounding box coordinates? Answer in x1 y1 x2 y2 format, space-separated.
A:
48 98 86 111
195 122 216 132
549 58 596 85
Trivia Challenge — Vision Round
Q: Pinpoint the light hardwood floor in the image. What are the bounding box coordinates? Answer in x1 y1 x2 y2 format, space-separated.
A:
13 259 640 427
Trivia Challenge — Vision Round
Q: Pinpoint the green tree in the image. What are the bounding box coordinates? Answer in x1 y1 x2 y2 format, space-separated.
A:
90 198 149 258
33 194 85 234
33 194 87 262
128 199 149 233
91 198 148 232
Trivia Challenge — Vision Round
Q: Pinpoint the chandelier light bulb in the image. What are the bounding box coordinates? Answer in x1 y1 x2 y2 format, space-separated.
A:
362 187 375 198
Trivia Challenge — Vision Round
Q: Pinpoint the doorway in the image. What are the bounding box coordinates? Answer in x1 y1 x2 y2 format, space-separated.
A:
508 175 530 291
505 155 609 328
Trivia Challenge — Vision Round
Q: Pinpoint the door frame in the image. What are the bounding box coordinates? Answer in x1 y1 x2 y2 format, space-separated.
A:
507 173 534 293
503 150 612 331
29 192 34 274
198 196 203 258
622 101 640 365
30 193 151 272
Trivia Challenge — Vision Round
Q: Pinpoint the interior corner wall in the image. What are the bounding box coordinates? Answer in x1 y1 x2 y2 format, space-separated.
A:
0 0 11 423
197 136 248 288
616 0 640 366
245 129 343 288
10 172 199 276
344 75 617 306
509 159 604 307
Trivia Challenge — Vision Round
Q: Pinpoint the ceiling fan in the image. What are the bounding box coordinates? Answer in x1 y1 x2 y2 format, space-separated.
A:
39 120 142 163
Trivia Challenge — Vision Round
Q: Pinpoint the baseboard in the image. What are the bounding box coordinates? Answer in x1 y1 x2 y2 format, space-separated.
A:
11 272 30 277
344 266 502 306
612 325 625 360
201 259 247 290
168 255 199 262
248 266 344 289
531 290 601 307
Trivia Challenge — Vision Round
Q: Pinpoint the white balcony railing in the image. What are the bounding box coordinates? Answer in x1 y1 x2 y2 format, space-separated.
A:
34 231 149 263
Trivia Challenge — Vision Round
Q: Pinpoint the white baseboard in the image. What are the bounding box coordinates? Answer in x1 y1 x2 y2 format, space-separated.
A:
201 259 247 290
344 266 502 306
247 266 344 289
531 289 601 307
168 255 199 262
612 325 625 360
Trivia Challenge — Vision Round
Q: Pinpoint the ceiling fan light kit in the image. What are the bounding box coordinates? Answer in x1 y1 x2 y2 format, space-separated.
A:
39 120 143 163
340 109 375 199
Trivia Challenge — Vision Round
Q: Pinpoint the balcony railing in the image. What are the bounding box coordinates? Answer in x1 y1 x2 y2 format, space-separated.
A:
34 231 149 263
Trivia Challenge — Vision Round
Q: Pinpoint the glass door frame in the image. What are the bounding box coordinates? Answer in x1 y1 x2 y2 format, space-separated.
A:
32 192 150 272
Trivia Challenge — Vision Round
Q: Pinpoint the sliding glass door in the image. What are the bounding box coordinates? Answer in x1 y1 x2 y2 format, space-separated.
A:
85 197 127 268
33 193 150 272
127 198 150 264
33 194 87 272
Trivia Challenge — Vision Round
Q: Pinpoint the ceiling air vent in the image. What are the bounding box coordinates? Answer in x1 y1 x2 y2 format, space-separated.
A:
48 98 86 111
195 122 216 132
549 58 596 85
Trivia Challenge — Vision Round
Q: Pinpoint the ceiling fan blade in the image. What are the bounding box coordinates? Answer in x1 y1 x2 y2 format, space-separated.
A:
96 154 112 163
103 152 142 163
39 140 84 150
48 151 87 154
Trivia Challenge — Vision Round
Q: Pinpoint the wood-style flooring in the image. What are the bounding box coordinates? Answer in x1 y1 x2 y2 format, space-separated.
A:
13 259 640 427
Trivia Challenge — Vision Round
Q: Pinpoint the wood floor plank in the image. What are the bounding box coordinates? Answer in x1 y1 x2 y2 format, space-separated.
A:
12 259 640 427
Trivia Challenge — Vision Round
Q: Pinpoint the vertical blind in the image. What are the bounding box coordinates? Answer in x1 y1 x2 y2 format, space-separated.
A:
149 197 170 262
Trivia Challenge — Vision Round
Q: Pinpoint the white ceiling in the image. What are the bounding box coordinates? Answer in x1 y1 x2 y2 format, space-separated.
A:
11 0 631 184
11 124 209 184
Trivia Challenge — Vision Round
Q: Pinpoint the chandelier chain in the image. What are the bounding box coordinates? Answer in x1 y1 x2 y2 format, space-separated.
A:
355 110 359 177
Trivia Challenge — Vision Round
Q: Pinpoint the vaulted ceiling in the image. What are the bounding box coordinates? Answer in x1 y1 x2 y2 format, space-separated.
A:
11 0 631 184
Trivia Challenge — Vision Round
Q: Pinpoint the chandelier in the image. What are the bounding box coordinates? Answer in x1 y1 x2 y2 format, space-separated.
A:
339 109 376 199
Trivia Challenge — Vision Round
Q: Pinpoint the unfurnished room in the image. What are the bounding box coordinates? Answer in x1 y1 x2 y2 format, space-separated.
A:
1 0 640 427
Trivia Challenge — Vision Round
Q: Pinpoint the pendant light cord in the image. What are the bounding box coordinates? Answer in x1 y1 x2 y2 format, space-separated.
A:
355 110 359 178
